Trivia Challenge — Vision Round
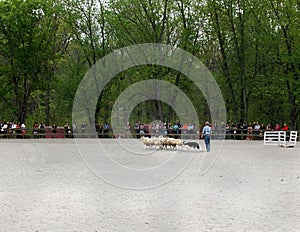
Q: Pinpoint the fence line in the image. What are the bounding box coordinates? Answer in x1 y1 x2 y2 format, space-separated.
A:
0 127 299 141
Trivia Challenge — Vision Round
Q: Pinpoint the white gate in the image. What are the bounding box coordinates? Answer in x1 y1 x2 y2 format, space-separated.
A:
281 131 298 148
263 131 286 146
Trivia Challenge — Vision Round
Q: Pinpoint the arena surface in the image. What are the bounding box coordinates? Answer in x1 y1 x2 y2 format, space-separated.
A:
0 139 299 231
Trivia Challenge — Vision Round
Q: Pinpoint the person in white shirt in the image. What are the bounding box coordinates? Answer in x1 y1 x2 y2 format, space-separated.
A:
202 122 212 152
21 123 26 135
1 122 8 133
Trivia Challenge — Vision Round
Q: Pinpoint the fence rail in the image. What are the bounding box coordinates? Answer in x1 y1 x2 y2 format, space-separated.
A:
0 127 299 141
263 131 286 146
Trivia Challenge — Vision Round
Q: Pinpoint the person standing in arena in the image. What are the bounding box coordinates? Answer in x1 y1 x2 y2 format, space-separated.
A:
202 121 212 152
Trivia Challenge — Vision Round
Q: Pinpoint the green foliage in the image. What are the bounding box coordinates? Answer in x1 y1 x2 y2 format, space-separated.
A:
0 0 67 124
0 0 298 129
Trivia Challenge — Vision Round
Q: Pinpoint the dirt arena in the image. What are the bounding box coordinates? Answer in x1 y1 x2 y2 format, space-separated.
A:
0 139 299 231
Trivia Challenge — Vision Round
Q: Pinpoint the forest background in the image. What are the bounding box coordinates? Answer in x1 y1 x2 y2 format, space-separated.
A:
0 0 299 130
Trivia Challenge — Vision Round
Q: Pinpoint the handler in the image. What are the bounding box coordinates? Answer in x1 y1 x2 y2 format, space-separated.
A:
202 121 212 152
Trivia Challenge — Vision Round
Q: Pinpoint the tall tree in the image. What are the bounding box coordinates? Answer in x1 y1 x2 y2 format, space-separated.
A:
106 0 210 123
268 0 300 129
206 0 255 124
0 0 67 124
59 0 112 128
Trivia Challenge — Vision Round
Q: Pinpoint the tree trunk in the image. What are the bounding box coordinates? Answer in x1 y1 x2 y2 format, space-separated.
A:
212 3 239 122
45 85 51 126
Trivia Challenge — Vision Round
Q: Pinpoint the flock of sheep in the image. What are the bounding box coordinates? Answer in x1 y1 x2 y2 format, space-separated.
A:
141 136 201 151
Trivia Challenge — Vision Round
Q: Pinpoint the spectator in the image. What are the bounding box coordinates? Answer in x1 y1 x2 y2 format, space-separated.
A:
139 123 145 136
274 124 281 131
134 121 140 138
52 123 57 138
160 122 167 135
1 122 8 134
247 124 253 140
13 122 21 138
103 121 109 138
266 123 272 131
235 124 241 140
21 122 26 136
173 123 179 138
143 124 150 137
253 122 261 139
39 121 45 138
225 123 230 139
254 122 261 130
64 122 71 138
182 123 188 136
33 122 39 138
11 122 17 134
122 123 131 138
176 121 182 139
230 123 238 139
188 122 195 138
259 123 265 139
166 121 172 135
72 122 77 134
282 123 289 131
240 123 247 140
81 122 87 136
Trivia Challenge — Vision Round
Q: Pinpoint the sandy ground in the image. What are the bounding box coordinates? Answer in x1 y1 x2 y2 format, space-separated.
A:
0 139 299 232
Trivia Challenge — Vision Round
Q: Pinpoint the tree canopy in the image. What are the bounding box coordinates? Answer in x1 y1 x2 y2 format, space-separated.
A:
0 0 299 130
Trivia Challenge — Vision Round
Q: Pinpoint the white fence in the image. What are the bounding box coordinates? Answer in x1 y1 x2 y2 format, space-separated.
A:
263 131 286 146
280 131 298 148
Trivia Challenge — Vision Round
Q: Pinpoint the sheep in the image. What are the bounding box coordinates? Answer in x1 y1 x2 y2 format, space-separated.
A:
142 136 184 151
172 138 183 149
150 137 164 150
162 137 171 149
141 136 151 149
163 137 183 150
141 136 163 150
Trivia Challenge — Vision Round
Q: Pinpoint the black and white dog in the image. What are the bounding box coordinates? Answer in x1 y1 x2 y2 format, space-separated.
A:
183 141 201 150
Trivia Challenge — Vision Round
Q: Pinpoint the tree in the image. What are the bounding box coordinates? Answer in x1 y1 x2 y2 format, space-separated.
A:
0 0 67 124
205 0 299 128
57 0 112 128
268 0 300 129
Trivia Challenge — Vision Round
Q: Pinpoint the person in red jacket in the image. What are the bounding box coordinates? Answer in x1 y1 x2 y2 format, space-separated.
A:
282 123 289 131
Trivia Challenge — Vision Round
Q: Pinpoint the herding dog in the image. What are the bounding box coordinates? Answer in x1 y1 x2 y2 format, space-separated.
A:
183 141 200 149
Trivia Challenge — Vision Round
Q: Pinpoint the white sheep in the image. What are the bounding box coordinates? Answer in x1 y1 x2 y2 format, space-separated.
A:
141 136 163 150
141 136 151 149
150 137 163 150
163 137 183 150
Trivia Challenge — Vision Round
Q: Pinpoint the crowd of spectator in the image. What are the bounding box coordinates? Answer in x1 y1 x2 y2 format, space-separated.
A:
128 120 198 139
0 119 295 140
225 122 291 140
0 121 27 137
